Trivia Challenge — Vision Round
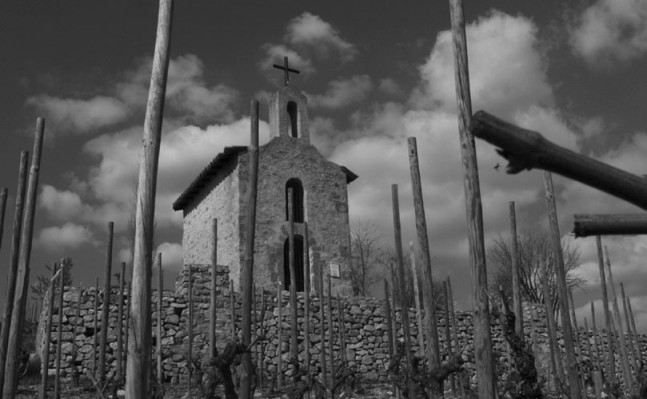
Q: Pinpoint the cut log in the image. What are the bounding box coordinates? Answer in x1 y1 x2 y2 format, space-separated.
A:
573 214 647 237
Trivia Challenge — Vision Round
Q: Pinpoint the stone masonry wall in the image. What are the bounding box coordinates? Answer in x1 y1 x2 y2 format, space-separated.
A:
36 264 647 387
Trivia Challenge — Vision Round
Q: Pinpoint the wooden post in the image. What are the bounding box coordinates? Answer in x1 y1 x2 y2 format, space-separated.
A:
123 280 131 382
126 0 173 396
620 283 638 379
543 171 581 399
0 151 28 396
187 265 193 396
326 273 335 391
593 370 603 399
443 280 456 395
258 290 266 390
409 242 424 356
98 221 114 386
39 263 58 399
583 317 593 382
240 100 259 399
230 280 236 339
337 295 347 363
447 2 496 395
509 201 523 339
627 297 641 369
604 248 633 391
590 302 602 374
72 287 83 385
116 262 126 382
568 288 586 392
303 222 311 379
276 282 283 389
53 260 65 399
317 263 327 393
390 184 416 397
157 255 163 384
384 280 394 358
93 277 99 378
447 278 464 396
0 188 7 252
210 218 218 358
407 137 440 370
4 118 44 398
573 214 647 237
287 187 300 383
541 264 563 388
596 236 616 386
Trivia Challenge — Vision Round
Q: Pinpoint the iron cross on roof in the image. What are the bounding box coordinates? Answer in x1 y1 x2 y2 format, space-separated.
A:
273 56 300 86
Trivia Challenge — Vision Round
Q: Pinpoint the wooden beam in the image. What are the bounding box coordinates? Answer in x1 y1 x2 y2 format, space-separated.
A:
240 99 259 399
471 111 647 211
572 214 647 237
126 0 173 396
448 2 496 396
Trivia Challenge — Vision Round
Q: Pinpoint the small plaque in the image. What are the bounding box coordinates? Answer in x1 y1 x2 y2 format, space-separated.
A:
329 262 340 278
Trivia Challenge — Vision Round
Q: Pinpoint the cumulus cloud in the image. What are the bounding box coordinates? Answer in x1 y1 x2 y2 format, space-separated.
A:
307 75 373 109
25 95 130 134
378 78 404 96
569 0 647 65
285 12 357 62
38 223 95 251
39 185 92 221
258 44 315 77
156 242 183 271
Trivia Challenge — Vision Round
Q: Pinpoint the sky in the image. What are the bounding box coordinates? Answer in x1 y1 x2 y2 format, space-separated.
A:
1 1 647 332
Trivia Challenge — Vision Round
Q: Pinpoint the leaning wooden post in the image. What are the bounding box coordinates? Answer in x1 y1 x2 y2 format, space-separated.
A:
448 2 496 395
287 187 300 382
541 264 563 388
116 262 126 382
39 263 58 399
303 222 311 379
595 236 616 386
604 248 633 392
210 219 218 358
391 184 415 397
509 201 523 339
317 263 327 392
326 273 335 390
4 119 45 398
620 284 639 375
407 137 440 371
409 241 424 356
627 297 642 367
93 277 99 378
590 302 602 374
187 265 193 397
240 100 259 399
0 151 28 396
126 1 173 396
123 280 131 382
53 260 65 399
543 171 581 399
443 280 456 395
157 255 163 383
276 282 283 389
0 188 7 252
98 221 114 386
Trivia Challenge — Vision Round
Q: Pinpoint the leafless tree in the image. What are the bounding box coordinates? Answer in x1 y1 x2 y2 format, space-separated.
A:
31 258 74 302
488 230 584 317
350 221 386 296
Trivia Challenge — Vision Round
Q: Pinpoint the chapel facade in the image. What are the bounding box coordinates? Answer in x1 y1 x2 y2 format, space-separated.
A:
173 82 357 295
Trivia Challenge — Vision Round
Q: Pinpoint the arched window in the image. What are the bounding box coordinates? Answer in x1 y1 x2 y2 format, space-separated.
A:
287 101 298 138
285 178 304 223
283 235 305 292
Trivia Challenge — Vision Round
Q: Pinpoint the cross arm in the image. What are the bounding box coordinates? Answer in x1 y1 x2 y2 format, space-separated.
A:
470 110 647 211
572 214 647 237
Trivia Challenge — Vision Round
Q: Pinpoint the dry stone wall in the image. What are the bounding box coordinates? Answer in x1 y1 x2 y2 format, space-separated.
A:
36 264 647 388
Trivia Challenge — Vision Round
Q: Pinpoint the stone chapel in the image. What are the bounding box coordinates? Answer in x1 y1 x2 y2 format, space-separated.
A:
172 76 357 295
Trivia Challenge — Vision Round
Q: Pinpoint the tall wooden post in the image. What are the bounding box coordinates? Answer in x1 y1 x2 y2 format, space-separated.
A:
541 264 563 387
303 222 311 378
0 151 28 397
583 317 593 376
317 262 327 392
337 295 347 363
627 297 641 366
117 262 126 381
407 137 440 369
620 283 639 375
156 255 163 383
443 280 456 395
596 235 615 386
123 280 131 382
258 290 266 390
276 282 283 389
287 187 300 382
93 277 99 378
210 219 218 358
543 171 581 399
327 273 335 391
229 280 236 338
384 280 394 358
39 263 58 399
590 302 602 374
448 2 496 395
409 242 424 356
0 188 7 252
447 278 464 396
187 265 193 397
391 184 415 397
604 248 632 391
568 288 586 392
3 119 45 398
99 221 114 385
53 260 65 399
126 1 173 396
72 287 83 385
509 201 523 339
240 100 259 399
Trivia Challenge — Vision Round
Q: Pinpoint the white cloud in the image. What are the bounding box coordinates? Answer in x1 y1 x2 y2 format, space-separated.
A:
156 242 182 271
285 12 357 62
39 185 92 221
25 95 130 134
259 44 315 78
378 78 404 96
569 0 647 65
307 75 373 109
38 223 95 251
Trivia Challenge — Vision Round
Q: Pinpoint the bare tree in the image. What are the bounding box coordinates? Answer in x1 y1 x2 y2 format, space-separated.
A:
488 230 584 317
31 258 74 303
350 220 386 296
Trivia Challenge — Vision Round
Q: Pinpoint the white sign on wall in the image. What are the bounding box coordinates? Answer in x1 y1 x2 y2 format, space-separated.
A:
329 262 340 278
